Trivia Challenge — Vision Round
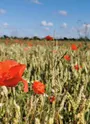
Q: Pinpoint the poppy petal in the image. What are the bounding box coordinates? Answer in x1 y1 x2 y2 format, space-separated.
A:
3 77 21 87
9 64 26 78
21 78 28 92
0 60 18 74
32 81 45 94
0 81 4 86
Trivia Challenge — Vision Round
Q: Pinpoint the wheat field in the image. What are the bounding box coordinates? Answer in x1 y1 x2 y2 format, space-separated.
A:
0 39 90 124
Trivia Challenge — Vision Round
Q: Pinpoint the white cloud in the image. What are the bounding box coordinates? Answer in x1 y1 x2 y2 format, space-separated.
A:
61 23 67 28
0 9 6 14
41 21 53 27
31 0 42 4
41 21 47 26
59 10 67 16
48 22 53 26
83 24 90 28
76 24 90 37
3 22 9 28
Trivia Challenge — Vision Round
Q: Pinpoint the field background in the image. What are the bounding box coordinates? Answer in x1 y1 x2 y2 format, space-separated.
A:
0 39 90 124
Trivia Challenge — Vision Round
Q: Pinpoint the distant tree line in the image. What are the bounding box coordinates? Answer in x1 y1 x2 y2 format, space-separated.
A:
0 35 90 41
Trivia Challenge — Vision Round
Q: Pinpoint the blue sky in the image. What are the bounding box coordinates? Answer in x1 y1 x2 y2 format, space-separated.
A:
0 0 90 38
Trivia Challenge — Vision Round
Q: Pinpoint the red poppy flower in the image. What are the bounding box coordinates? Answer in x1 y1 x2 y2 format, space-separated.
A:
74 64 82 70
32 81 45 94
28 42 33 47
45 35 53 41
64 55 70 61
48 96 55 103
0 60 28 92
71 44 78 50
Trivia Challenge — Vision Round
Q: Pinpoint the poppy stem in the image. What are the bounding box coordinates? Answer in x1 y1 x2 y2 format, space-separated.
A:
11 87 16 100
